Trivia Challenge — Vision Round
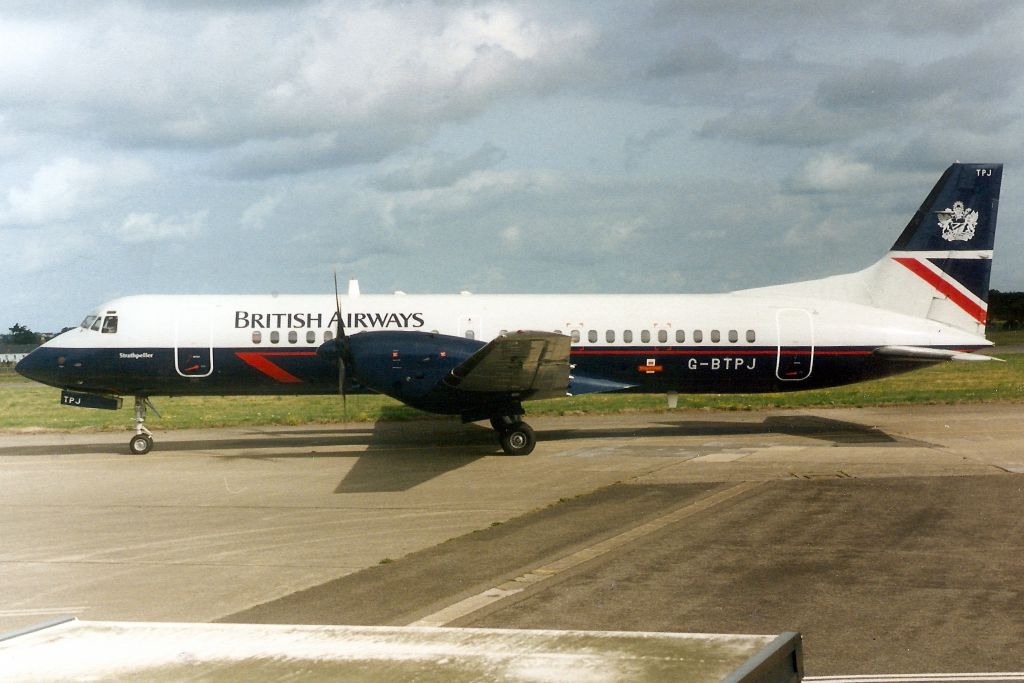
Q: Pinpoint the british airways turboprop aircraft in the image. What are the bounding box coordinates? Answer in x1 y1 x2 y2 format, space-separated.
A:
17 163 1003 456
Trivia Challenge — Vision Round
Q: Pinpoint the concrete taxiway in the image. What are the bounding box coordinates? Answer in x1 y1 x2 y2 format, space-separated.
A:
2 404 1023 675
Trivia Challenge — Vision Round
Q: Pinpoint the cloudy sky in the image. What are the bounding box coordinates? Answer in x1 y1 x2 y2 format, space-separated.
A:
2 0 1023 331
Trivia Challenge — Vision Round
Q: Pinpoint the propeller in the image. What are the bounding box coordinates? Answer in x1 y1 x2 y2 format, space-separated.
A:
333 272 348 421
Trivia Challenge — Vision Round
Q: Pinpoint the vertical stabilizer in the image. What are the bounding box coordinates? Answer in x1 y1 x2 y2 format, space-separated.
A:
871 163 1001 335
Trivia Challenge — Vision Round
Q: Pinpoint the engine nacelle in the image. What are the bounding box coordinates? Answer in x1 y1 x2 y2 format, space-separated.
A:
340 331 485 408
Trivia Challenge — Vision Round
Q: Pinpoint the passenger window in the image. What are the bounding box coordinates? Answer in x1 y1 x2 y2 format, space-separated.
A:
101 316 118 334
571 330 581 343
465 329 476 340
658 330 667 344
728 329 738 343
746 329 756 343
270 331 280 344
554 329 562 335
606 330 615 343
324 330 334 342
623 330 633 343
306 330 316 344
287 330 298 344
641 330 651 343
693 330 703 343
711 329 721 343
252 331 262 344
676 329 685 343
588 330 598 343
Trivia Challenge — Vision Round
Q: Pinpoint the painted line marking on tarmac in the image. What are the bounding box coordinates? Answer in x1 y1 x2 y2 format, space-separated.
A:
408 480 764 627
0 608 87 618
811 675 1024 679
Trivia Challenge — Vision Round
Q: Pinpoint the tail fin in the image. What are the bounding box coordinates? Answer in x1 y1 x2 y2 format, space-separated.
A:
873 163 1001 334
738 163 1002 337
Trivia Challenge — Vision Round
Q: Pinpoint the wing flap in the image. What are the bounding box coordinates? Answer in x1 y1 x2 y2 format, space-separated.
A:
873 345 1001 362
447 331 572 399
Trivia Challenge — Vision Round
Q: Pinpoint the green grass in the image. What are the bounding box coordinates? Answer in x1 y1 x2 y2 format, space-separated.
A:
987 329 1024 345
1 355 1021 432
0 365 25 383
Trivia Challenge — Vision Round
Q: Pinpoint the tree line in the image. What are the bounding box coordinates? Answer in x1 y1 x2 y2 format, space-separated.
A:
989 291 1024 331
1 323 41 346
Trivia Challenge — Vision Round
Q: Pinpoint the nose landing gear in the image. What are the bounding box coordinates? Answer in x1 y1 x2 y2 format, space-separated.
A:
128 396 160 455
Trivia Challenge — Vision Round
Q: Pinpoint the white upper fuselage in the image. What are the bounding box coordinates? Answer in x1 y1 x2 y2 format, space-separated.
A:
56 290 988 352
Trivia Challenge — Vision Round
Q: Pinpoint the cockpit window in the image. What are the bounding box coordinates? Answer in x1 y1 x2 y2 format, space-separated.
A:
101 315 118 334
90 317 103 331
81 315 98 330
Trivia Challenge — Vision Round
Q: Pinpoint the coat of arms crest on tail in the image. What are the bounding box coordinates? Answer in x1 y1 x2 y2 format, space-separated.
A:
937 201 978 242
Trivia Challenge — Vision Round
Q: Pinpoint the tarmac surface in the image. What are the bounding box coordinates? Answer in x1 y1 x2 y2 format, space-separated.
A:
2 404 1023 676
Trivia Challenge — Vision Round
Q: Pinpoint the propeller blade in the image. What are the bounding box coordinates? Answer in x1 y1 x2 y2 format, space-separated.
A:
333 272 344 339
333 271 348 422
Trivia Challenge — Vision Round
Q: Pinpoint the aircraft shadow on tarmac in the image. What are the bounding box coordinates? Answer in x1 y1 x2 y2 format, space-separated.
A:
541 414 914 446
0 414 930 493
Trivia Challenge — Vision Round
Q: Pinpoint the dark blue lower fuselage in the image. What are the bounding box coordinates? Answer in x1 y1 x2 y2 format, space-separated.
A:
16 343 940 407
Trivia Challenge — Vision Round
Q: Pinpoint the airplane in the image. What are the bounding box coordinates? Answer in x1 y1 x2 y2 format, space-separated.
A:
17 162 1003 456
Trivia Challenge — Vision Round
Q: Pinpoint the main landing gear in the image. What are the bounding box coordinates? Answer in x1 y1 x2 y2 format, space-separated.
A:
490 416 536 456
128 396 160 455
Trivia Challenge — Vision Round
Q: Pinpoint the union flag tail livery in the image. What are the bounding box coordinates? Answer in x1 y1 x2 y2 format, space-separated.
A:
878 163 1000 335
16 163 1007 456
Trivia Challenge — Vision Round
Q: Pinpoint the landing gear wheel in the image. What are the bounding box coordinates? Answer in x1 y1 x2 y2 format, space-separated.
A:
499 422 536 456
129 433 153 455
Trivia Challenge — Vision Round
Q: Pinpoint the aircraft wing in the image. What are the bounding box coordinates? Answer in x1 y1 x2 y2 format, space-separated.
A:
446 331 572 400
873 346 1002 362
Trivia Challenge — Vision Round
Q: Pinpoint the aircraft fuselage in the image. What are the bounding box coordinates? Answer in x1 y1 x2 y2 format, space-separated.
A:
20 292 987 401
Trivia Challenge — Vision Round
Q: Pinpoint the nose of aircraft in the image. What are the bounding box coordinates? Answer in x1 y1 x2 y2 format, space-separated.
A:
15 348 58 387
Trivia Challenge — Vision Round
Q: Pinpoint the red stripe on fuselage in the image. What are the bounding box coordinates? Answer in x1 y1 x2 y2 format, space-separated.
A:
571 349 870 356
235 351 316 384
893 257 987 324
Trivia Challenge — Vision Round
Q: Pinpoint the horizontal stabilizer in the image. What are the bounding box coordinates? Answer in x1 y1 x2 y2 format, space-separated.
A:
873 345 1001 363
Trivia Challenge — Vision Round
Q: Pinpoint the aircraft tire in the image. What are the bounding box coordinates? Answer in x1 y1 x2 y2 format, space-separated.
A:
129 434 153 455
499 422 535 456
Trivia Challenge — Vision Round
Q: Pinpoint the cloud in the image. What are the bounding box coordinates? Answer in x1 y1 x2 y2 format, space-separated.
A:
240 192 284 232
645 39 736 79
329 168 809 292
0 2 594 176
0 225 91 276
372 144 507 192
786 155 874 193
700 102 861 147
4 157 101 225
624 124 680 170
118 210 208 243
646 1 1016 37
2 156 154 226
699 43 1024 156
815 51 1017 128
